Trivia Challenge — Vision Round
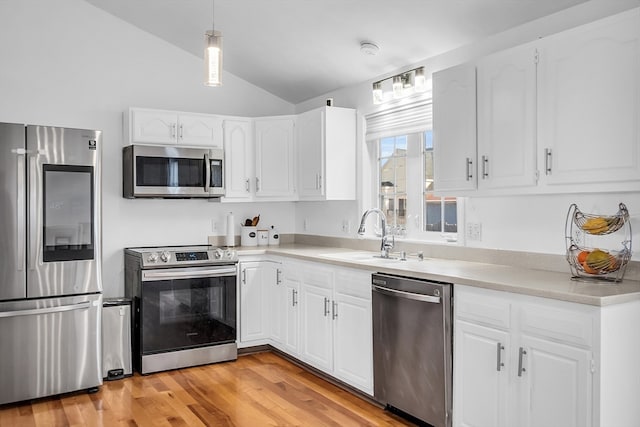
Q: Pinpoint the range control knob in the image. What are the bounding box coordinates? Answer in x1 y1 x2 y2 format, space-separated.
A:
215 248 224 259
160 251 171 262
147 252 159 263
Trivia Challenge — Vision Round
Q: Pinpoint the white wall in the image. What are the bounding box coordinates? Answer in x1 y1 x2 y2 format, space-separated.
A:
0 0 296 297
294 0 640 259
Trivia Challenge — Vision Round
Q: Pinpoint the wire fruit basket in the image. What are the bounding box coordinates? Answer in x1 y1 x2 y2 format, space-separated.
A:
565 203 632 283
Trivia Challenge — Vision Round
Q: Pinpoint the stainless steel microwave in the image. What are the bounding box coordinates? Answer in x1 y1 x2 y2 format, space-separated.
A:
123 145 224 198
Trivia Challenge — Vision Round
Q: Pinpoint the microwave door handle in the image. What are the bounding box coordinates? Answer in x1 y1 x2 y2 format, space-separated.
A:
204 153 211 193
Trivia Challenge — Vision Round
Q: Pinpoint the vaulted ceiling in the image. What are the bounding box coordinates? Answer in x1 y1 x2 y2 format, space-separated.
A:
85 0 589 103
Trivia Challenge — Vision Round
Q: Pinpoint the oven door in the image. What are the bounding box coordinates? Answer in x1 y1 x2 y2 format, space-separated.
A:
140 265 236 355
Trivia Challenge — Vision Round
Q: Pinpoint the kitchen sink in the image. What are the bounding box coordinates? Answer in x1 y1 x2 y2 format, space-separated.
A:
319 251 402 263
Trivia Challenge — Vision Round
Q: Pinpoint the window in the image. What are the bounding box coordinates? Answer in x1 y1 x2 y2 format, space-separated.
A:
366 97 458 241
424 130 457 233
378 135 407 233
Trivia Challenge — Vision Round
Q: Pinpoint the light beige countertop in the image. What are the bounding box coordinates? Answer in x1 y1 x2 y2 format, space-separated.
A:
234 243 640 307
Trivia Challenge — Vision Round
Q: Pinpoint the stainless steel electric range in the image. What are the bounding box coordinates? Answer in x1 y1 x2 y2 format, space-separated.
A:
124 245 238 374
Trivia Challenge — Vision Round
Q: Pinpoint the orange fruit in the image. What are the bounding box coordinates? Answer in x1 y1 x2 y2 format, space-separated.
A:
577 251 590 264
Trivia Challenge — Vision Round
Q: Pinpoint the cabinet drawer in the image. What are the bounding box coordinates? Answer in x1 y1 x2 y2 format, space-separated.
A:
301 263 333 289
455 286 511 329
334 268 372 300
519 301 595 348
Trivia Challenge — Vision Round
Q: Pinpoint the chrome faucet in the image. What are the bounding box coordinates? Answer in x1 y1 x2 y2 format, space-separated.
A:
357 208 394 258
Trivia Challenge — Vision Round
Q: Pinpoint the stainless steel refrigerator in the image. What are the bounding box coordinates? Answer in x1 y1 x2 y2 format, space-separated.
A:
0 123 103 405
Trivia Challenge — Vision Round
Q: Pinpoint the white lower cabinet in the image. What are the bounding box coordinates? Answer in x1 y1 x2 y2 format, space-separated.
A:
454 321 511 427
454 285 594 427
332 268 373 394
518 335 592 427
280 260 373 395
239 260 280 346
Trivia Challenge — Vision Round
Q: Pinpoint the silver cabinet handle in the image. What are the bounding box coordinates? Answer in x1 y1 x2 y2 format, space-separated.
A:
544 148 552 175
372 284 441 304
292 289 298 306
323 297 330 316
276 269 282 284
518 347 527 377
241 269 246 284
204 154 211 192
318 174 322 190
179 124 184 139
255 177 260 192
332 301 338 319
171 123 177 139
482 155 489 179
496 342 505 371
245 178 250 193
466 157 473 180
0 301 91 318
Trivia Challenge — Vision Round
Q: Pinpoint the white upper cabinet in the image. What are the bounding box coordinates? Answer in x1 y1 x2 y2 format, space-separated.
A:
222 119 254 201
433 64 477 193
177 113 223 148
433 8 640 195
127 108 223 148
537 9 640 188
297 106 356 201
254 117 297 199
477 43 538 190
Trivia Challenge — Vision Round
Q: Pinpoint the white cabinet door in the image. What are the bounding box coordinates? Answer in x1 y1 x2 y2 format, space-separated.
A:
178 113 223 147
518 336 592 427
223 119 253 200
297 107 357 201
433 63 477 193
254 117 296 199
300 283 333 372
297 108 323 199
477 44 537 190
538 9 640 186
269 265 285 346
453 320 511 427
284 275 301 356
130 109 177 144
333 292 372 394
239 261 275 343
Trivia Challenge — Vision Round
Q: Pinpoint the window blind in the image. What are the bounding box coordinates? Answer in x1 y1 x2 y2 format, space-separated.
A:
365 98 432 141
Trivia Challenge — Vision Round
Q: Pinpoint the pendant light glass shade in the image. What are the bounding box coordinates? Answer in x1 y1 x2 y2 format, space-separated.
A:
204 30 223 86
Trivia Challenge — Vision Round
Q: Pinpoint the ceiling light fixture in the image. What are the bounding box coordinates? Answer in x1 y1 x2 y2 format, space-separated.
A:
204 0 223 87
372 66 429 105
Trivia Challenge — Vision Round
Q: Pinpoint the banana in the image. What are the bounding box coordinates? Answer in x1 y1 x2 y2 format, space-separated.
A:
582 217 609 234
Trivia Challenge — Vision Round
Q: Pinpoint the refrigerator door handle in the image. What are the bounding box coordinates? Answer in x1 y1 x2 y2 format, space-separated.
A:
0 301 91 318
28 156 37 270
16 152 26 271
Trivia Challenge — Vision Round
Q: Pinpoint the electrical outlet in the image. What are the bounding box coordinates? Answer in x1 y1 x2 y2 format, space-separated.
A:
466 222 482 241
211 219 218 232
303 218 310 231
342 220 351 234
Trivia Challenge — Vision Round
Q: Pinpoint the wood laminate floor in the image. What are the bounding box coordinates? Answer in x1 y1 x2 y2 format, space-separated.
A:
0 351 414 426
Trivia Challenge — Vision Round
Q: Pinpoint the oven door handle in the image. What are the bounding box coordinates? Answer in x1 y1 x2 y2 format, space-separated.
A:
142 267 237 281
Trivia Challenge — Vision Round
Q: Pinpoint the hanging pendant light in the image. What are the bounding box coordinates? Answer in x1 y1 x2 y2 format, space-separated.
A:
204 0 223 86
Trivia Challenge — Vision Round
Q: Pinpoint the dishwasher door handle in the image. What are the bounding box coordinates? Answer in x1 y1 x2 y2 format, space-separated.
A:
372 284 441 304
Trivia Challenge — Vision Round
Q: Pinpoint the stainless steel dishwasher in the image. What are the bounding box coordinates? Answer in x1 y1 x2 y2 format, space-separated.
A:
372 273 453 427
